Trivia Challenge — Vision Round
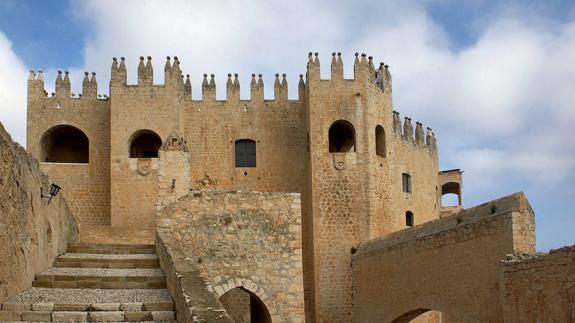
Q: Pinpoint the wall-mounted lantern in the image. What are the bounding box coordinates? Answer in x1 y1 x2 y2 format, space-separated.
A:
41 183 61 205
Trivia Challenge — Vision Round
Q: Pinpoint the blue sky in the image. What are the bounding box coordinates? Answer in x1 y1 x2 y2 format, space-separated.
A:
0 0 573 251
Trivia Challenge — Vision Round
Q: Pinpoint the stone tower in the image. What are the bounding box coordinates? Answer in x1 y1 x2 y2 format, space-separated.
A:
304 52 440 322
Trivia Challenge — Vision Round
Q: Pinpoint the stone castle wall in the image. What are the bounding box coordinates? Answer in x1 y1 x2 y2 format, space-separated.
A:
26 54 442 321
156 190 305 322
27 72 111 225
500 245 575 322
0 122 79 303
351 192 535 322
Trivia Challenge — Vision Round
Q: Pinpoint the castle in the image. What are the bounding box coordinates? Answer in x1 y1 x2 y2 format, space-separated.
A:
0 52 570 322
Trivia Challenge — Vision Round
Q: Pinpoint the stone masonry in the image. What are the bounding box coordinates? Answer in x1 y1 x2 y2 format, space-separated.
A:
13 51 574 322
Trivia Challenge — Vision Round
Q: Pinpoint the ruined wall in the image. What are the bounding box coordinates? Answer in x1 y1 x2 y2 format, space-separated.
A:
352 192 535 322
500 245 575 322
27 71 110 225
0 122 79 303
157 190 305 322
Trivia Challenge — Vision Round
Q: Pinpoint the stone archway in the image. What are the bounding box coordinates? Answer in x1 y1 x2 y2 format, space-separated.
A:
213 278 273 322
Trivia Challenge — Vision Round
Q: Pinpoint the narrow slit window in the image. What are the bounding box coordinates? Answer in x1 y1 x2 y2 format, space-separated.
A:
406 211 414 227
375 125 386 157
402 173 411 193
235 139 256 167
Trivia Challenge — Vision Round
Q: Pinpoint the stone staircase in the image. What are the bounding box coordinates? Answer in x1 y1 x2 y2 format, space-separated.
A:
0 243 176 322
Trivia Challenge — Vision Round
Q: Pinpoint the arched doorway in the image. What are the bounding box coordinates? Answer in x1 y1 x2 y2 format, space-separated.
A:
40 125 89 163
219 287 272 323
392 309 457 323
129 129 162 158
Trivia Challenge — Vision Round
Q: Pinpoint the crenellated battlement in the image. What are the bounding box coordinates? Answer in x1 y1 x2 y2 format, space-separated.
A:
109 56 303 102
392 110 437 150
28 69 108 101
306 52 392 93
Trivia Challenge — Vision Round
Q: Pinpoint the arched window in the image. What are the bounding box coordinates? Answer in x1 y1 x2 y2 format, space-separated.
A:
40 125 89 163
329 120 356 152
375 125 386 157
129 130 162 158
441 182 462 207
406 211 414 227
235 139 256 167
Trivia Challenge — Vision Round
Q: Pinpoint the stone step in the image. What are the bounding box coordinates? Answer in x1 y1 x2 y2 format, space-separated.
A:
0 309 176 322
33 268 166 289
67 243 156 255
0 288 175 322
55 253 160 269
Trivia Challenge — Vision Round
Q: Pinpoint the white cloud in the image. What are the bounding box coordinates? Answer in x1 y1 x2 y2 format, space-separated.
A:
0 32 28 145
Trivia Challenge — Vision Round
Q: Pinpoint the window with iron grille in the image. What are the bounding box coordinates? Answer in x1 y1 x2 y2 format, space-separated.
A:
235 139 256 167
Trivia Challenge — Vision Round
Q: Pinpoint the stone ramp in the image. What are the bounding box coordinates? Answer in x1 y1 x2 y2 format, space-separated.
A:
0 243 175 322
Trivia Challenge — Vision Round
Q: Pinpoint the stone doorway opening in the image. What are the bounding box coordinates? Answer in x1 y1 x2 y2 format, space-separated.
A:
219 287 272 323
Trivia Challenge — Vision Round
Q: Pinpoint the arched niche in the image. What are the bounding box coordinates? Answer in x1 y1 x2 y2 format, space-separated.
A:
329 119 356 153
40 125 89 163
129 129 162 158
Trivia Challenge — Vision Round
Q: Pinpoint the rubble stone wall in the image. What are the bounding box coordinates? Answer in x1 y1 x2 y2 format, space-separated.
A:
157 190 305 322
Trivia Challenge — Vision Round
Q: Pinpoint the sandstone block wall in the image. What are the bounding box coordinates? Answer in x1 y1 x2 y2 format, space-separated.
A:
0 122 79 303
500 245 575 322
27 73 111 225
157 190 305 322
351 192 535 322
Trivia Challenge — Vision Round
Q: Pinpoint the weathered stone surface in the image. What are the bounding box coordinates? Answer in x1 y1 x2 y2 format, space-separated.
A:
157 190 305 322
87 310 124 321
0 122 78 304
151 310 175 320
33 302 55 311
120 302 143 311
90 303 120 311
52 311 88 322
156 232 233 323
2 303 31 311
0 310 22 321
22 310 52 321
123 310 152 321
